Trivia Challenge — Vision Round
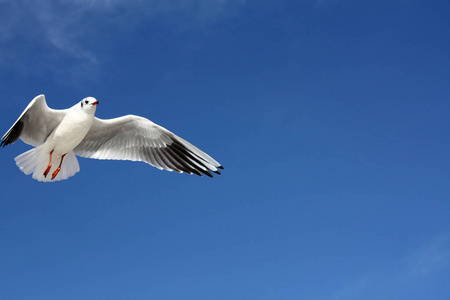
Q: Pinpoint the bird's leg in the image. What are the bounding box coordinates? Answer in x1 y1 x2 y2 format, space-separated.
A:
51 154 66 180
43 150 54 178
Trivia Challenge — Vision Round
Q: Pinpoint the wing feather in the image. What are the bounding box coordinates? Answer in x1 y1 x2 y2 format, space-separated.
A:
74 115 222 177
1 95 67 147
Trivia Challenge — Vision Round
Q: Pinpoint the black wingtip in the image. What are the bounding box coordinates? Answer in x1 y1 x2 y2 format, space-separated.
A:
1 138 11 147
0 136 11 147
1 120 24 147
191 169 203 177
203 170 213 178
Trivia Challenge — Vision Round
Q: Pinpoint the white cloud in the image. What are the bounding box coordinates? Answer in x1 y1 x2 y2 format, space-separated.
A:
0 0 246 73
326 233 450 300
406 233 450 276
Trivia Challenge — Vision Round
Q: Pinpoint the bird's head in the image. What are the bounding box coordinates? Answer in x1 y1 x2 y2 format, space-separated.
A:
80 97 99 113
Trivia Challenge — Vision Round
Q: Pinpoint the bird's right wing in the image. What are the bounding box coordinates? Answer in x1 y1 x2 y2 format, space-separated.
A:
1 95 67 147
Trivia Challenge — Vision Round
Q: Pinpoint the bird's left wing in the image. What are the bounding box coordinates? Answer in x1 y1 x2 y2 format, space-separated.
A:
1 95 67 147
74 115 223 177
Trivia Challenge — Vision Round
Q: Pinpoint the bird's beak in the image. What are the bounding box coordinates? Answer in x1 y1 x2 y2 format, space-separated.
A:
92 100 99 106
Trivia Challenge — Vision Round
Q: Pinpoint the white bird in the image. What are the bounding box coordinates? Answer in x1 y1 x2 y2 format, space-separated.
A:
1 95 223 182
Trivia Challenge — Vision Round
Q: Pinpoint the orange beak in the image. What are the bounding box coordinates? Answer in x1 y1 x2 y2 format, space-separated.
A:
92 100 99 105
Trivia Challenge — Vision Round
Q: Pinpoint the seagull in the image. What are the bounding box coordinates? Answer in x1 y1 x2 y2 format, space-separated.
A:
1 95 223 182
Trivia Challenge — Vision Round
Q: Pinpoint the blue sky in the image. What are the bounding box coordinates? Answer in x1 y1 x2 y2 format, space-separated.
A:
1 0 449 299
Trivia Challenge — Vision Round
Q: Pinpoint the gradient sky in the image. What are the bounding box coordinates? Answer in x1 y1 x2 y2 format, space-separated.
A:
1 1 450 299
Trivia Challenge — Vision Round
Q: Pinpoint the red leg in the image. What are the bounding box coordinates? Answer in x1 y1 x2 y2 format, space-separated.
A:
43 150 54 178
51 154 66 180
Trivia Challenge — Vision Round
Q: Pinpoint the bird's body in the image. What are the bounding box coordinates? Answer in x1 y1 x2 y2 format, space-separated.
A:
51 101 96 154
1 95 222 182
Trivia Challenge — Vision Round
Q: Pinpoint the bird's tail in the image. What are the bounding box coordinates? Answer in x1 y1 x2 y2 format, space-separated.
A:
15 146 80 182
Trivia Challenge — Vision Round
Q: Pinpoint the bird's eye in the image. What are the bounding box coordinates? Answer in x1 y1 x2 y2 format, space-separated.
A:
85 100 89 104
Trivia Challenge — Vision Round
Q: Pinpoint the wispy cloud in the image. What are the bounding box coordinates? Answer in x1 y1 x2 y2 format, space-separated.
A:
326 233 450 300
28 1 98 63
0 0 246 76
406 233 450 277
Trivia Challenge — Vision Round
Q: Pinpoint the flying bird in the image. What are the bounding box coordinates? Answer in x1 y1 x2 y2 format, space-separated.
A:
1 95 223 182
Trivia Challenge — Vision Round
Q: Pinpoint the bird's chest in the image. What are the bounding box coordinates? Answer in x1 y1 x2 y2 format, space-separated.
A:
51 113 93 153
